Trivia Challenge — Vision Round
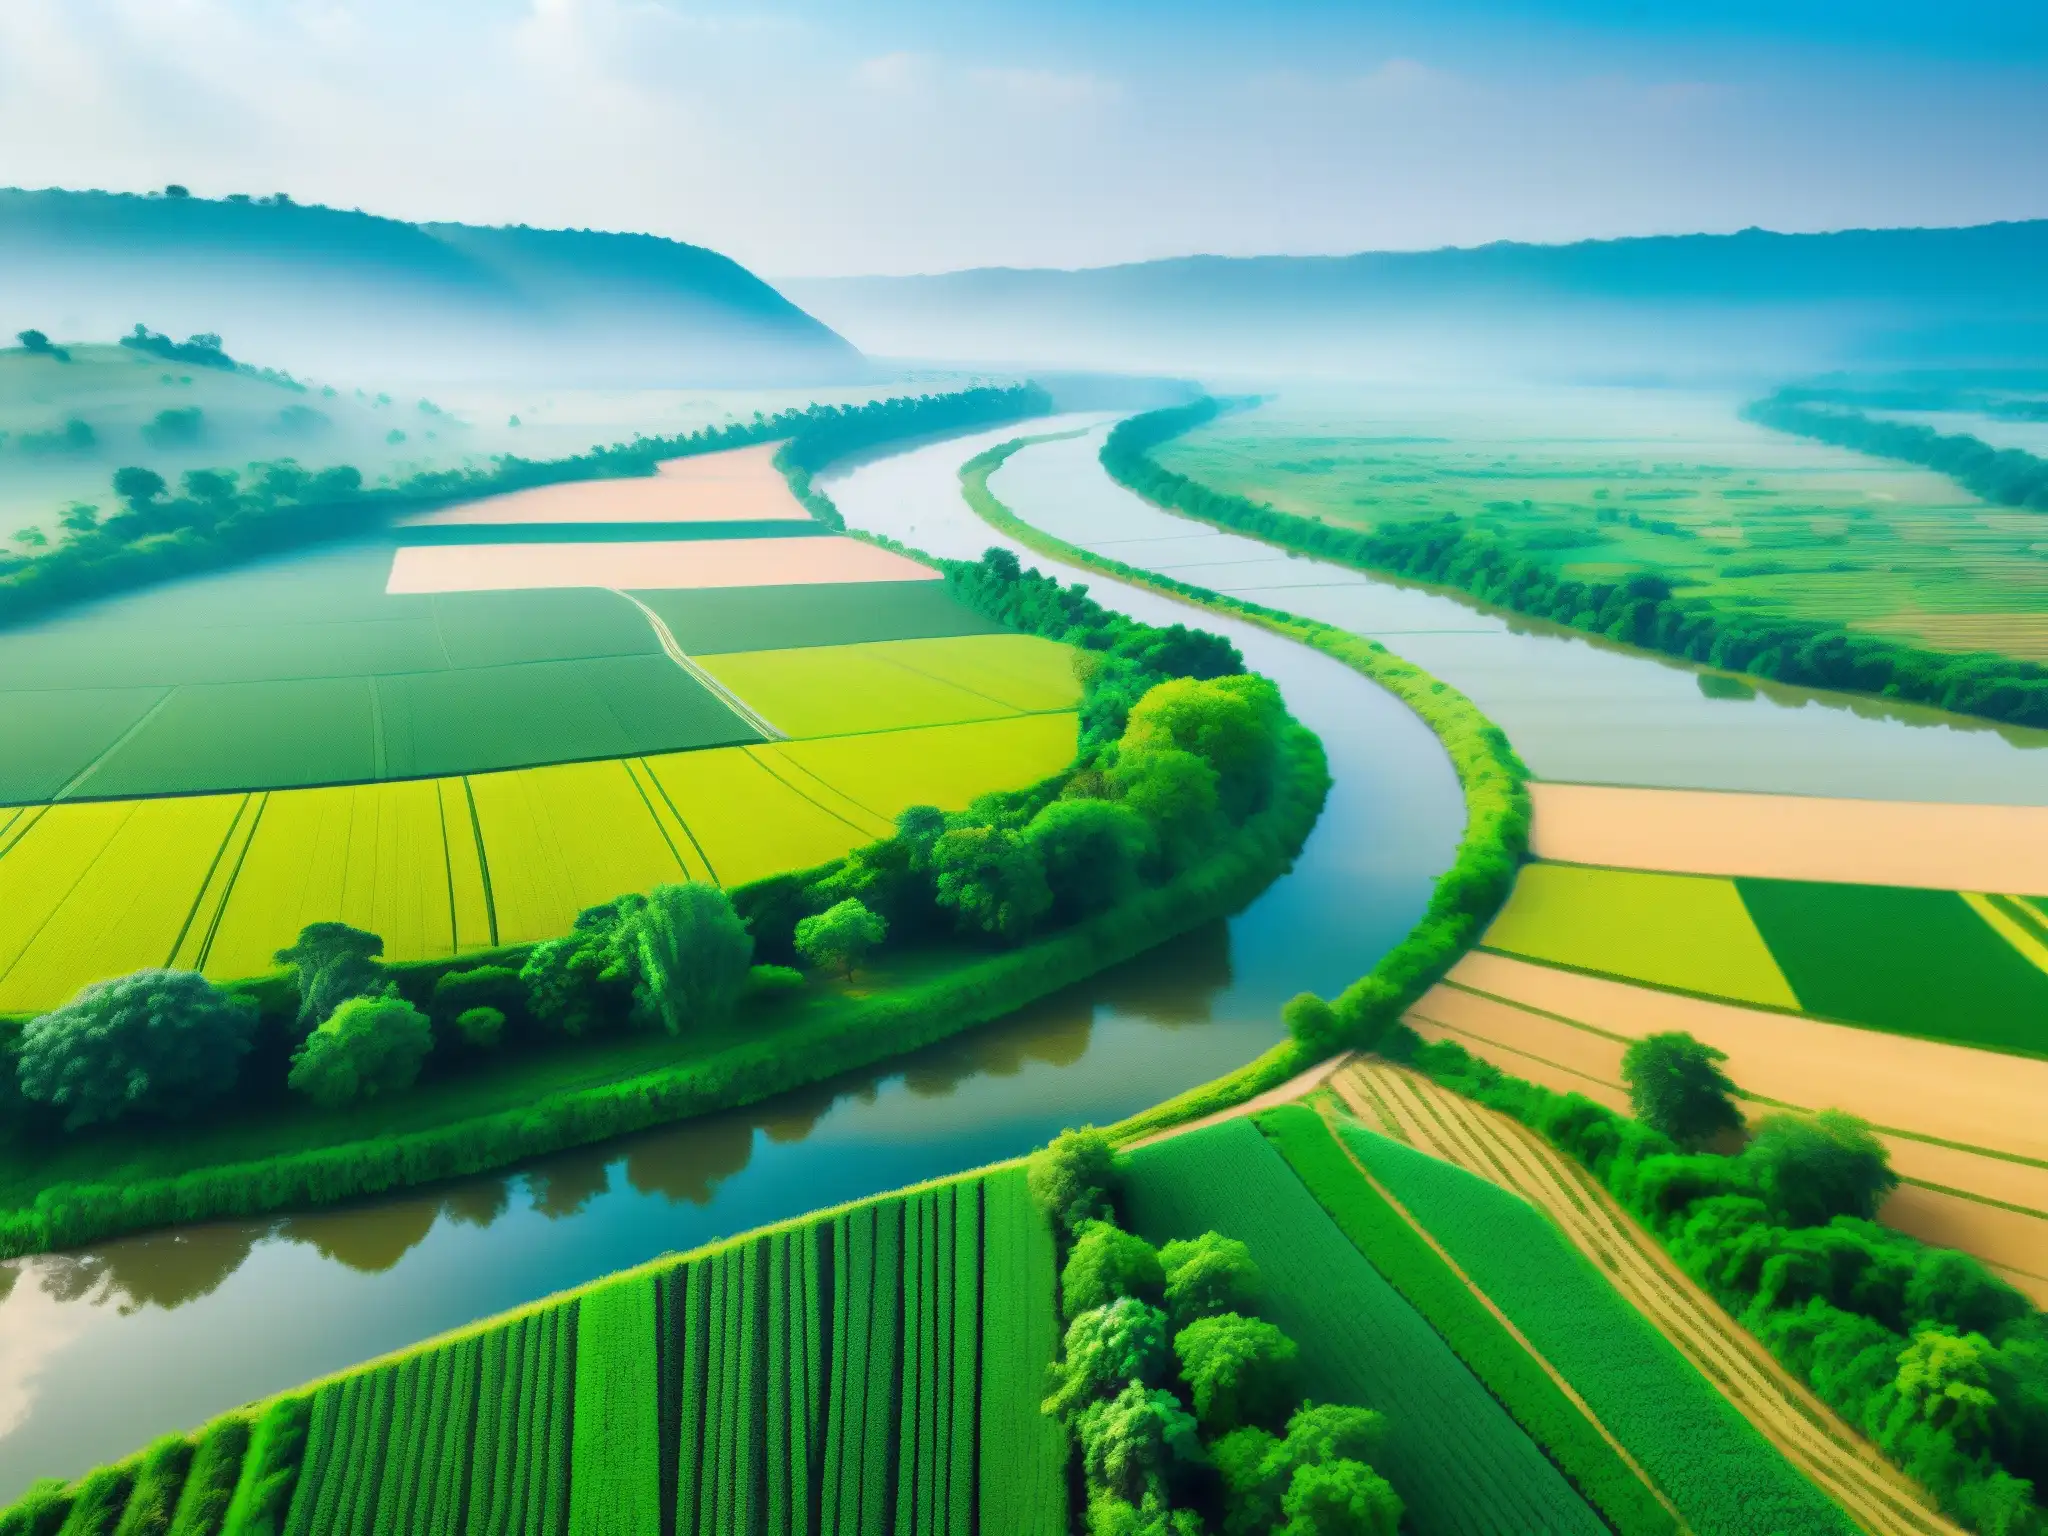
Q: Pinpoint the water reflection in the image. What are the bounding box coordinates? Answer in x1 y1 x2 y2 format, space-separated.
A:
0 425 1455 1500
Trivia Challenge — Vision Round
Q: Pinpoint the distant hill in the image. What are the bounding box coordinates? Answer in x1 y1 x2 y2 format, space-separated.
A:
0 189 864 386
786 222 2048 383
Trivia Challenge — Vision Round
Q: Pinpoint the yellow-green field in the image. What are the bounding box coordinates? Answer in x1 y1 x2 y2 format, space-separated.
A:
698 633 1083 737
1480 863 1801 1008
0 713 1079 1014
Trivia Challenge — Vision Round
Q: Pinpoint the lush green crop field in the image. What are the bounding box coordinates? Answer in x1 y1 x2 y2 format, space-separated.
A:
0 1167 1065 1535
1335 1121 1857 1536
1152 386 2048 664
0 714 1077 1011
698 634 1082 740
633 580 1007 655
1483 863 1800 1008
1738 877 2048 1053
1255 1103 1676 1536
1121 1117 1606 1536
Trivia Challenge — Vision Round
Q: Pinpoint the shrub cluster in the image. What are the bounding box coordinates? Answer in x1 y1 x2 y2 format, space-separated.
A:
1402 1034 2048 1535
1100 399 2048 730
1030 1128 1403 1535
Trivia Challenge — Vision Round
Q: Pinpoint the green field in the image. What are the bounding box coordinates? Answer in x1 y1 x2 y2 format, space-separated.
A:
0 539 1024 800
1153 386 2048 664
0 1166 1065 1535
1737 877 2048 1053
1482 864 1799 1008
1332 1119 1859 1536
1255 1103 1677 1536
1120 1116 1606 1536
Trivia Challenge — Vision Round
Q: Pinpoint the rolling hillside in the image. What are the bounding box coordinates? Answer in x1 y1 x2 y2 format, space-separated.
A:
0 189 864 386
787 220 2048 381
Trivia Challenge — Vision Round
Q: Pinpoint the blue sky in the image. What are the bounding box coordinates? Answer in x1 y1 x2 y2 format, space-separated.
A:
0 0 2043 275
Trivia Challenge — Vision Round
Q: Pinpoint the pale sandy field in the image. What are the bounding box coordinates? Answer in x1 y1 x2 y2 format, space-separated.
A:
396 443 807 527
1881 1185 2048 1304
384 536 938 594
1528 782 2048 895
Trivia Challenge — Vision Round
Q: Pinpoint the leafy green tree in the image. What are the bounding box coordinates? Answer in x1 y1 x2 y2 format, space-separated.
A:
520 900 641 1037
1063 1221 1166 1319
1279 1459 1402 1536
1028 798 1154 918
287 994 433 1108
1622 1031 1742 1147
112 466 167 510
1076 1379 1206 1507
1111 748 1221 873
1891 1330 2000 1448
1029 1124 1118 1233
1044 1298 1173 1420
429 965 523 1030
1160 1231 1260 1329
1211 1404 1388 1536
273 922 386 1033
454 1007 504 1048
181 468 238 507
623 882 754 1033
1122 675 1281 817
13 526 47 548
933 823 1052 941
57 502 99 534
16 329 51 352
1277 1404 1387 1468
1281 993 1345 1055
16 970 257 1130
1173 1313 1300 1433
1745 1109 1899 1226
794 898 887 978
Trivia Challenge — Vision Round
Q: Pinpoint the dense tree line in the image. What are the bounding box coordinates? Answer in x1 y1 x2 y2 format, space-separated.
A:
0 383 1050 631
117 324 237 370
1031 1129 1402 1534
1102 400 2048 730
1378 1023 2048 1536
1745 392 2048 511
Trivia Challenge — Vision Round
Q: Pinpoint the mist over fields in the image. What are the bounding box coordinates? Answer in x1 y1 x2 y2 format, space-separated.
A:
787 221 2048 384
0 189 865 389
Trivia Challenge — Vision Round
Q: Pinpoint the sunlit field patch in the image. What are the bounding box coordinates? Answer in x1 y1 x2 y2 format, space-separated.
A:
385 535 939 594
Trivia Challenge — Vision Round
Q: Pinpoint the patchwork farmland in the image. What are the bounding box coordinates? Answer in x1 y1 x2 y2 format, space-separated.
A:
0 1164 1068 1535
1420 780 2048 1299
0 443 1084 1013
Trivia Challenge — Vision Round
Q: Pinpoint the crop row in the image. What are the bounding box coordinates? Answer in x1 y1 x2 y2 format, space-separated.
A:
1120 1116 1609 1536
1254 1102 1677 1536
0 1168 1068 1535
1335 1116 1860 1536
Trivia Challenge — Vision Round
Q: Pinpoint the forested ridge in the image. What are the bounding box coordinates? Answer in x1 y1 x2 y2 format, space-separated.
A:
1101 399 2048 730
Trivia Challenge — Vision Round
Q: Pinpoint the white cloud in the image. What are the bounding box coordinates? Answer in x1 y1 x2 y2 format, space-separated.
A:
966 64 1119 109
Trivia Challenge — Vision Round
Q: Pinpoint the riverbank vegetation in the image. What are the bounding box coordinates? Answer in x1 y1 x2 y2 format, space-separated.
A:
0 1161 1070 1536
956 435 1530 1143
0 546 1327 1257
1115 395 2048 721
0 381 1050 629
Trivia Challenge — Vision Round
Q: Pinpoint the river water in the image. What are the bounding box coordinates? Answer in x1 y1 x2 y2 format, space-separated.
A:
0 419 1466 1499
5 412 2043 1500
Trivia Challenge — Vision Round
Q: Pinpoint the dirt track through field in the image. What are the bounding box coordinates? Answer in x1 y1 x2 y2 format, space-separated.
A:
1333 1062 1967 1536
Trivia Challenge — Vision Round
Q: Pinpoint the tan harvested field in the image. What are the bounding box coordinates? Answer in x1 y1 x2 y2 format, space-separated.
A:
395 443 806 526
1528 781 2048 895
1334 1061 1966 1536
1881 1185 2048 1306
384 535 940 594
1444 950 2048 1169
1854 612 2048 661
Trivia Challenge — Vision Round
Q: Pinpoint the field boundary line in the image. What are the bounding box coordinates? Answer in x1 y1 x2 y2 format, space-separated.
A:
195 791 269 972
461 778 500 947
617 758 698 884
1963 891 2048 977
612 589 787 741
1448 970 2048 1174
0 804 48 863
435 780 461 957
1470 947 2048 1065
634 762 720 886
1896 1176 2048 1225
1405 1005 1630 1104
1356 1063 1965 1536
1303 1095 1691 1535
166 793 254 970
49 686 177 802
866 651 1037 718
0 802 140 995
739 748 891 841
1121 1053 1352 1150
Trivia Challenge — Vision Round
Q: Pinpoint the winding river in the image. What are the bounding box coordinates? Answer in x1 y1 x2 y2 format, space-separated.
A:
2 413 2043 1500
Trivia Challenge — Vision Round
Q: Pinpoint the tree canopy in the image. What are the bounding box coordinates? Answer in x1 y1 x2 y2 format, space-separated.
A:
624 882 754 1033
793 898 886 978
16 970 257 1130
1744 1109 1898 1226
1622 1031 1742 1148
287 994 433 1109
